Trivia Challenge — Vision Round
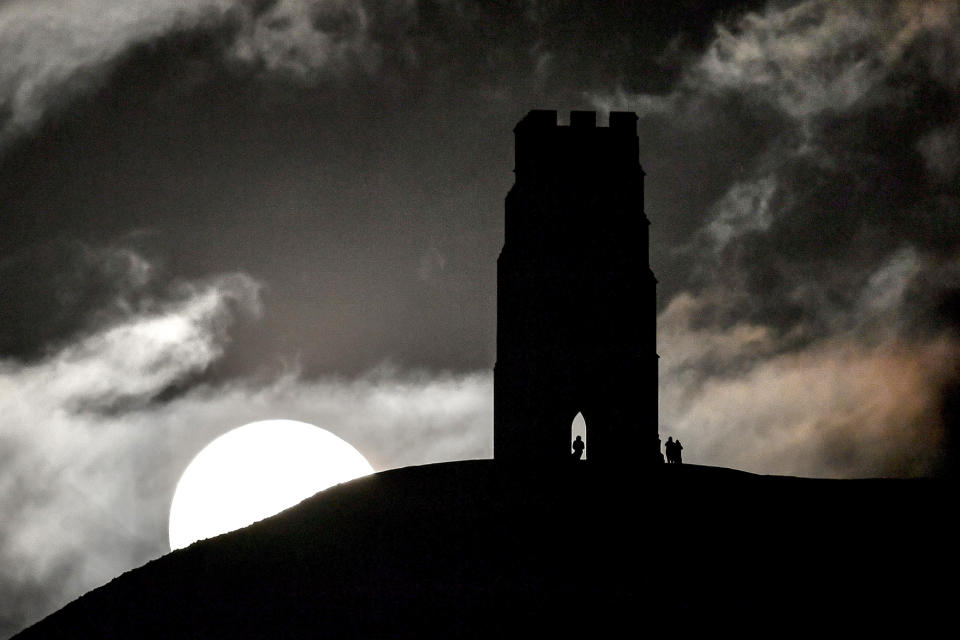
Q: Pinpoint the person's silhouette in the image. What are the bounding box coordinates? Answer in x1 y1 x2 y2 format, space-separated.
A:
674 439 683 465
571 435 585 461
665 436 675 464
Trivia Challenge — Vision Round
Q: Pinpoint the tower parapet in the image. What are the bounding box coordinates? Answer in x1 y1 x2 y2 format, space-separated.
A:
512 110 641 187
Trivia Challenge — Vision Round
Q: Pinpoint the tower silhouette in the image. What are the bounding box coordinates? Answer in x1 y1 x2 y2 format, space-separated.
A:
494 110 658 466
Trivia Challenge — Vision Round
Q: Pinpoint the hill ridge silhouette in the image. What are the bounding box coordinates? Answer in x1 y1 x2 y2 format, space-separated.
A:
13 460 955 637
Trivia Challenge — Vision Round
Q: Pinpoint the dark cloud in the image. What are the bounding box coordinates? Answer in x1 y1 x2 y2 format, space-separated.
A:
0 241 158 359
596 0 960 478
605 1 960 335
0 0 752 382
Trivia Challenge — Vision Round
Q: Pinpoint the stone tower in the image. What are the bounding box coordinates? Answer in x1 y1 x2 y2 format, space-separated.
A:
494 109 658 466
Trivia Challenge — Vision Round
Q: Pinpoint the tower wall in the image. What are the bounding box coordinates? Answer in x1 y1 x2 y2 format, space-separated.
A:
494 110 658 467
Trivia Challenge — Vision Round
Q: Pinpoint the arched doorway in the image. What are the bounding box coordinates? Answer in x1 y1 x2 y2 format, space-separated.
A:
571 412 587 460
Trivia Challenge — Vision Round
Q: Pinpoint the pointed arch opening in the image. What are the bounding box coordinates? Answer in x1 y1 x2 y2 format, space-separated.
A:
571 411 587 460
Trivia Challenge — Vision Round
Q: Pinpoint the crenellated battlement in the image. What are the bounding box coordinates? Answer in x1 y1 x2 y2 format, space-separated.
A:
513 109 638 132
512 110 642 180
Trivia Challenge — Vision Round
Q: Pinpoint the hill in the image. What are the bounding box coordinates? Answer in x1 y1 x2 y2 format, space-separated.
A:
12 460 957 637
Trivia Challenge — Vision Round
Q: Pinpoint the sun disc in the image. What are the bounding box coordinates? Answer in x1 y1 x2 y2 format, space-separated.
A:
168 419 373 550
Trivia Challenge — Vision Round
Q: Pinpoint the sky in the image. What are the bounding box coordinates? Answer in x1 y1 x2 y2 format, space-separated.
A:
1 0 959 634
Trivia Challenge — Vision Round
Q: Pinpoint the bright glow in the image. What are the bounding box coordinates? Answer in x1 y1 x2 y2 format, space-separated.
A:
168 419 373 550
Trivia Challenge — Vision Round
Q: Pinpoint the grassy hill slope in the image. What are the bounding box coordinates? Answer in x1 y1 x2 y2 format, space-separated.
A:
13 461 956 637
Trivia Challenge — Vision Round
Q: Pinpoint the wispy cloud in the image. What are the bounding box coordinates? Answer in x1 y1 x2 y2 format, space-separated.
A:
705 174 778 248
0 0 384 149
688 0 959 123
0 248 261 630
593 0 960 479
658 290 956 478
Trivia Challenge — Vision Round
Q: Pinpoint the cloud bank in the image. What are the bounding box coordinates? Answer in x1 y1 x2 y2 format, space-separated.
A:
0 246 491 634
595 0 960 477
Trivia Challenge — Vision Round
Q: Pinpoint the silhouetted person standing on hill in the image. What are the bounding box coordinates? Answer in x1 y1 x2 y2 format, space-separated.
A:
571 436 585 461
665 437 676 463
674 440 683 464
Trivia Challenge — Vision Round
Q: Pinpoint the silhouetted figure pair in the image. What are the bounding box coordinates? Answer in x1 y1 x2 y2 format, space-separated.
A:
665 437 683 464
571 436 585 461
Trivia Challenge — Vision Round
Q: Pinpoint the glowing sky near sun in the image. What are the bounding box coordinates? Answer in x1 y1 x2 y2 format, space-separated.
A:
168 420 374 550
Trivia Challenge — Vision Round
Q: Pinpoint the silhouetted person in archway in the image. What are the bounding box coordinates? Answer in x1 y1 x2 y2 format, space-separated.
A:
665 437 676 463
674 439 684 464
571 435 584 461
